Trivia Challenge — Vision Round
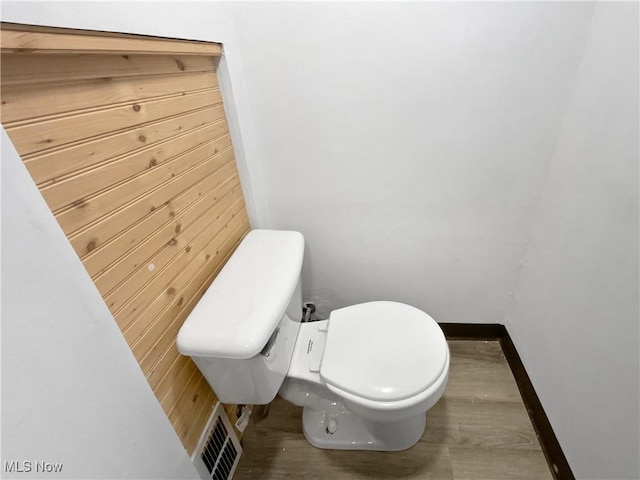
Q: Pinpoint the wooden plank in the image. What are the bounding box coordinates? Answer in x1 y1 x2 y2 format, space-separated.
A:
107 178 242 320
41 121 230 212
174 375 217 452
161 235 246 453
146 224 246 454
67 147 236 258
159 357 198 411
1 71 219 123
1 23 222 56
222 403 243 441
1 43 249 457
54 139 233 236
181 387 217 455
85 170 237 288
103 179 243 318
23 106 226 186
109 192 244 332
155 353 195 399
162 366 202 418
119 194 246 341
1 53 215 86
136 217 246 456
224 403 240 429
134 216 249 372
81 167 238 278
90 153 238 298
5 88 222 155
160 368 201 418
147 340 183 390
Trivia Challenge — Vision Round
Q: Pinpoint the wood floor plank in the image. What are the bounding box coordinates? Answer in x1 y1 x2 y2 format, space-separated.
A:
424 397 542 451
448 446 553 480
236 402 454 480
233 340 553 480
444 340 522 403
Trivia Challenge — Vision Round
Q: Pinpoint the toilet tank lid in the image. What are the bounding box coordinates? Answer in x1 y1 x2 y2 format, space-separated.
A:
177 229 304 359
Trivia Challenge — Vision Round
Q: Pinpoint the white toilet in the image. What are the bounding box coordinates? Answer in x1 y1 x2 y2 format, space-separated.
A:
177 229 449 451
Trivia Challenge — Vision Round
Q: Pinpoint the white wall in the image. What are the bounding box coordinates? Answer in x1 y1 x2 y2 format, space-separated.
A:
505 3 640 479
1 129 199 479
229 2 596 321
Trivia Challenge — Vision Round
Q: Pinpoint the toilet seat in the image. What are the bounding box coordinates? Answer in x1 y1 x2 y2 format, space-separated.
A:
320 301 448 405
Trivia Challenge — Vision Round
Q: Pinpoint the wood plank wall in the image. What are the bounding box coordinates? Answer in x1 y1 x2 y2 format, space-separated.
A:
1 24 249 454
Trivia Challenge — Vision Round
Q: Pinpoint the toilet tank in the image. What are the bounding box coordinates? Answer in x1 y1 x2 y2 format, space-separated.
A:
177 229 305 404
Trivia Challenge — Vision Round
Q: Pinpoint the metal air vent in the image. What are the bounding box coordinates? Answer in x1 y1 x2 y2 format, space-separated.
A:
193 402 242 480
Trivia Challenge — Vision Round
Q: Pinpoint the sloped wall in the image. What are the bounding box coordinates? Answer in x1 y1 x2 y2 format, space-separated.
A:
505 4 640 478
1 127 200 479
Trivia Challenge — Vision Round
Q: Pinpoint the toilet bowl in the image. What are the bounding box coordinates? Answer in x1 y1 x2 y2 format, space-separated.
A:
280 301 449 450
177 229 449 451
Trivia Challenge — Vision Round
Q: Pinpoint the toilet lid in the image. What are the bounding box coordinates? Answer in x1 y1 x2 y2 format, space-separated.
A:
320 301 448 403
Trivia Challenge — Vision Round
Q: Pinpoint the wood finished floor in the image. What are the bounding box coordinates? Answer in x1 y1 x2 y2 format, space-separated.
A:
234 340 553 480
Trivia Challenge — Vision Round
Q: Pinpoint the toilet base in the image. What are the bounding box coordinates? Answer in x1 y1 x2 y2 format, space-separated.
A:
301 400 426 451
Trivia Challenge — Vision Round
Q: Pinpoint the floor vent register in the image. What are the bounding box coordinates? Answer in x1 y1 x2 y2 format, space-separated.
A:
193 402 243 480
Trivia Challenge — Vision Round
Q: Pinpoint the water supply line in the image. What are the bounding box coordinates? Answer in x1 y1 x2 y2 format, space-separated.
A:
302 302 317 322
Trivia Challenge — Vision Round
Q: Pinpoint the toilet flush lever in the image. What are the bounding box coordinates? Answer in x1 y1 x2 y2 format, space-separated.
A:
260 327 280 357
